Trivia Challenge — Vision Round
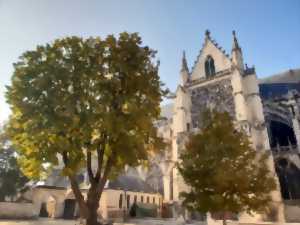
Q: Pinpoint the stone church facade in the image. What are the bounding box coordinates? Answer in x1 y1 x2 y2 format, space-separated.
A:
4 30 300 223
156 30 300 222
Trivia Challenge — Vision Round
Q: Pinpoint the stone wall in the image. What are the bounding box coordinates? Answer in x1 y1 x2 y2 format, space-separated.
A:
105 189 162 209
31 187 67 218
190 78 235 129
0 202 38 219
23 187 161 220
105 189 162 218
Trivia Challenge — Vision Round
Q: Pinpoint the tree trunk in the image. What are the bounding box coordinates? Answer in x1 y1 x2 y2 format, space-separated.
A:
223 218 227 225
86 208 99 225
86 184 101 225
223 213 227 225
64 150 111 225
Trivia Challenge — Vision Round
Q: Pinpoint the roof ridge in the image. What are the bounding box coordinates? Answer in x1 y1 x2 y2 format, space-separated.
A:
211 38 230 59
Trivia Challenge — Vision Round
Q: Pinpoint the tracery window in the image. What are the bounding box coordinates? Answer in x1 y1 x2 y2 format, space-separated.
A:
205 55 215 77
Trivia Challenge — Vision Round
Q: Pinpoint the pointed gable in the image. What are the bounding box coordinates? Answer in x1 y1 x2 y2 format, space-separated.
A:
191 36 232 81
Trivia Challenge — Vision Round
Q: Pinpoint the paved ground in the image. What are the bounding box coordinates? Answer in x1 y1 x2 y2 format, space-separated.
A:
1 218 299 225
0 218 199 225
0 219 79 225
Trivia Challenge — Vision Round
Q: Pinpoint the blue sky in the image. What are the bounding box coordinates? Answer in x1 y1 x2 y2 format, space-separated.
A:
0 0 299 122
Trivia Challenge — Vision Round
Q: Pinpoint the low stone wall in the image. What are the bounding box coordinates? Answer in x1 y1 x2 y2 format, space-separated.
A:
0 202 38 219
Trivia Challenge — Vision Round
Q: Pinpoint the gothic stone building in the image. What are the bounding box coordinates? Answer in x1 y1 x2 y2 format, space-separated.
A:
9 31 300 222
156 30 300 222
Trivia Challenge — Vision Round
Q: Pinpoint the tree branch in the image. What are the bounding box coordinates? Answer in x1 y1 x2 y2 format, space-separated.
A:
62 151 89 218
86 149 95 183
62 151 68 165
97 151 115 196
68 175 89 217
95 144 104 181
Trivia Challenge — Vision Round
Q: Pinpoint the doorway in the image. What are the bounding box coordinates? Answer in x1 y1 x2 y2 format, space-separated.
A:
63 199 76 219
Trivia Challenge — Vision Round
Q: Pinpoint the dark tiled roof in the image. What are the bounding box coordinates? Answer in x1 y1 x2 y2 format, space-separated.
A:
259 83 300 100
259 68 300 84
108 175 157 193
35 185 67 190
43 169 84 188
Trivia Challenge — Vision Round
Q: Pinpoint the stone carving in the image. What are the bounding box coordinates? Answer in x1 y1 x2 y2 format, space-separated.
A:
190 78 235 128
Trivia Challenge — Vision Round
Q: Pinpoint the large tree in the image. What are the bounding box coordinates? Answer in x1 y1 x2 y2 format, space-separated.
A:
6 33 166 225
177 110 276 225
0 128 29 201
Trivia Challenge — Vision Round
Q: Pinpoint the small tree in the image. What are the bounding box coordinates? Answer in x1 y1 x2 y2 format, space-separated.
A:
177 110 276 225
0 127 28 201
6 33 166 225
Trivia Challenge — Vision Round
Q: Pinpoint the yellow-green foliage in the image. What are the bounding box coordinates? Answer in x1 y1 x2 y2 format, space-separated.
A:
6 32 166 180
177 110 276 215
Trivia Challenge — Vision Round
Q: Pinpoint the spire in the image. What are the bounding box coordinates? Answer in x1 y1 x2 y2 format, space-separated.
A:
232 30 241 52
205 29 211 41
181 51 189 72
231 30 244 70
179 51 189 86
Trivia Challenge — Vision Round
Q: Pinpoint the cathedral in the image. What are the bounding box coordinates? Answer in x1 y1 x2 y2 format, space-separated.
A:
7 31 300 223
155 30 300 222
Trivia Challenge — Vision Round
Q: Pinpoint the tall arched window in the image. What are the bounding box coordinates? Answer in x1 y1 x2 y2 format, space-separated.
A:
134 195 137 203
119 194 123 209
205 55 215 77
127 195 130 209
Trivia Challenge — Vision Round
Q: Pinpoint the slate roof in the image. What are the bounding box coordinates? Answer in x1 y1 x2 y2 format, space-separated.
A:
259 83 300 101
42 169 84 188
107 175 157 193
258 68 300 100
259 68 300 84
43 169 70 188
